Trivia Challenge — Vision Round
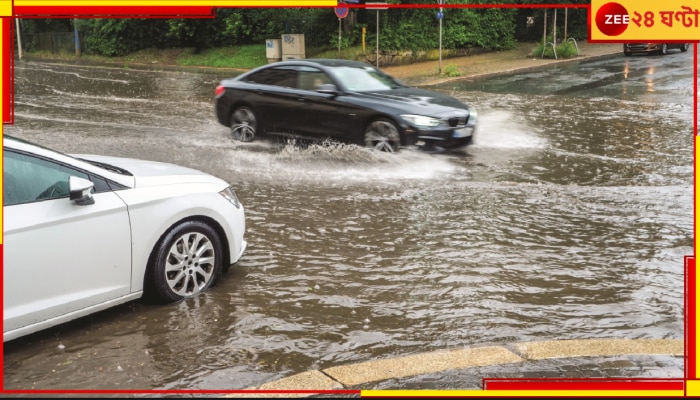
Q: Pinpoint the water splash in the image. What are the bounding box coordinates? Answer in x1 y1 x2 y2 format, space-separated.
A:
472 110 547 149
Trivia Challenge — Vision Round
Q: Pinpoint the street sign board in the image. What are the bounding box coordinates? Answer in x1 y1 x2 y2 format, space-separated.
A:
436 11 444 19
335 2 349 19
365 2 388 10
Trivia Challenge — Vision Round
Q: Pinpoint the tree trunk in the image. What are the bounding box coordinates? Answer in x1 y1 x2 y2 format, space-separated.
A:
553 9 557 44
343 10 357 34
543 10 547 44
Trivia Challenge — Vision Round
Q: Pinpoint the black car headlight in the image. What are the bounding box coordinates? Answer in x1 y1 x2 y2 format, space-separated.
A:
219 186 242 209
401 114 442 128
468 108 478 125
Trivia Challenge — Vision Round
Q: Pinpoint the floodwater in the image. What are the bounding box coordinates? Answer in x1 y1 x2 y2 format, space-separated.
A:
3 51 694 391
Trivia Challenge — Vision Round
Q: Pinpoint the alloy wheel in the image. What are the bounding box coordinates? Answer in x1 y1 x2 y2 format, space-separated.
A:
364 120 401 152
165 231 217 297
231 107 257 142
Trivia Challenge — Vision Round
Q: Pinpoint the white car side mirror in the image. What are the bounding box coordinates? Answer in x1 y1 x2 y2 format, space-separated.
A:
69 176 95 206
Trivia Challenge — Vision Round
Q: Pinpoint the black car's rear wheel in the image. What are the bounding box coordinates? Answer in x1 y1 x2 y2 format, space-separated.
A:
659 44 668 55
230 106 257 142
364 119 401 153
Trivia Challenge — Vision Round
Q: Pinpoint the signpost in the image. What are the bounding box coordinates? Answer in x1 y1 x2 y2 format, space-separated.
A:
334 1 349 18
366 2 388 67
438 0 444 74
335 2 349 58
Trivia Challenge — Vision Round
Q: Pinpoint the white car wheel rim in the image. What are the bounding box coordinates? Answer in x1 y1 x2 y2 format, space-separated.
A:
165 232 216 297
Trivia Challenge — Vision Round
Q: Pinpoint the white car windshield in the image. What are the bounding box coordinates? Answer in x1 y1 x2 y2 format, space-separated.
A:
329 66 403 92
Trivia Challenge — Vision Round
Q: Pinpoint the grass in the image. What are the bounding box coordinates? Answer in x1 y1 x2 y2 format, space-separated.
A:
176 45 268 69
21 43 493 71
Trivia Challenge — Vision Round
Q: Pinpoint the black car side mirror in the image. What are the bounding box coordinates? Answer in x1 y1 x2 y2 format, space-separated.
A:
317 83 340 95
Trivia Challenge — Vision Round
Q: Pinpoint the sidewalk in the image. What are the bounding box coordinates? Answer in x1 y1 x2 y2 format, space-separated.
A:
381 41 623 86
19 41 623 86
227 339 685 397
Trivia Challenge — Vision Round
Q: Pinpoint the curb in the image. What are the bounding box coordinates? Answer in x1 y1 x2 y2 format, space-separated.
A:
223 338 684 397
397 50 622 87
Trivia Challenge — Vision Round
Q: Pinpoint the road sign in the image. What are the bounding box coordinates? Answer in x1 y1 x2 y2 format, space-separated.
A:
335 2 349 19
436 11 444 20
365 2 388 10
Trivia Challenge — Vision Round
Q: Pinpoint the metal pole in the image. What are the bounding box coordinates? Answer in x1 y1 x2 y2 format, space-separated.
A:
439 1 443 74
74 18 81 57
15 18 22 60
338 18 342 58
376 10 379 67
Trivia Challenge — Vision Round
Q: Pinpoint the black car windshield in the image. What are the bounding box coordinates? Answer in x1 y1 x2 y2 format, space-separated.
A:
329 66 403 92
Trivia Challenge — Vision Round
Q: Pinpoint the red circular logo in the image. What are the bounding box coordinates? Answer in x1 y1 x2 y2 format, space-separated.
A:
595 2 629 37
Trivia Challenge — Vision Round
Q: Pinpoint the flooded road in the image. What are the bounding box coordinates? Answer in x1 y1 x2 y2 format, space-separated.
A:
3 51 694 391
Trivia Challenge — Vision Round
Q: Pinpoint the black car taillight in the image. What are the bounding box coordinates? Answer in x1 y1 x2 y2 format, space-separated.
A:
215 85 225 97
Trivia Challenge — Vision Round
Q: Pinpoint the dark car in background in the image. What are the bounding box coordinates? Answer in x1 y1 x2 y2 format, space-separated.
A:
623 43 690 56
215 59 477 153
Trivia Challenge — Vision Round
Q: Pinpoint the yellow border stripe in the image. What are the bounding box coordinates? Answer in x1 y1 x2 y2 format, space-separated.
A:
14 1 338 6
1 18 3 244
696 136 700 381
361 390 684 397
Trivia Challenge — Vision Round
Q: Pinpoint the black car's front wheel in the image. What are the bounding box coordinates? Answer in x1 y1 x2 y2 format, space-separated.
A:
230 106 258 142
149 221 223 303
364 119 401 153
659 44 668 55
681 43 690 52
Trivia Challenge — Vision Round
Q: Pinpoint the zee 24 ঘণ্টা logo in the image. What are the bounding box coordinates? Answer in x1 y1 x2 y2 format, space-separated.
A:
593 1 700 40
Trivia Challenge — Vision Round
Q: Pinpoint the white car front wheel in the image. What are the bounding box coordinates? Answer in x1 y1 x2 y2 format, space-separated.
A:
149 221 223 303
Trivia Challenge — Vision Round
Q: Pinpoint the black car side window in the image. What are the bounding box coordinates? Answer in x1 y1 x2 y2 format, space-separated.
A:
3 150 91 206
245 66 298 88
297 67 332 91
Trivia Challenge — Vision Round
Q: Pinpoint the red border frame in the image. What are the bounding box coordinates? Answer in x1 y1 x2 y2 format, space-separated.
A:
1 2 695 396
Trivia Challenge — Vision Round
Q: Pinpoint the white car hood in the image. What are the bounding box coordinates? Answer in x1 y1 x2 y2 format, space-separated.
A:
72 154 228 188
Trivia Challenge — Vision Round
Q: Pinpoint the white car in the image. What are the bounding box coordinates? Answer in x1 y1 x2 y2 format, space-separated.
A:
3 136 247 342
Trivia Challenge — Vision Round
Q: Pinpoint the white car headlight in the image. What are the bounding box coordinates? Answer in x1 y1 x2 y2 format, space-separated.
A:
401 114 442 127
219 186 242 209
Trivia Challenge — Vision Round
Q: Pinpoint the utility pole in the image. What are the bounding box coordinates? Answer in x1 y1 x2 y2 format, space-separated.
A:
438 0 443 74
376 9 379 67
366 2 387 67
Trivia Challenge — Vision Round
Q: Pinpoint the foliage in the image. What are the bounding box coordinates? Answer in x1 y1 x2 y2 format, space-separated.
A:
79 18 171 56
18 2 588 58
442 64 461 77
531 35 580 59
555 40 579 58
176 45 267 69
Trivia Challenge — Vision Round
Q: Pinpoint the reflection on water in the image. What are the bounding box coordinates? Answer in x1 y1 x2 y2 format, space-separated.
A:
3 59 693 390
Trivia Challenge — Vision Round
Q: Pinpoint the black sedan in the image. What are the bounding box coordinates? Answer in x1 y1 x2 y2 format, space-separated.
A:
215 59 477 152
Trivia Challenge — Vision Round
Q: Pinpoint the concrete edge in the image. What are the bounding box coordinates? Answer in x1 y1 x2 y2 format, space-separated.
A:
413 51 622 87
224 338 684 397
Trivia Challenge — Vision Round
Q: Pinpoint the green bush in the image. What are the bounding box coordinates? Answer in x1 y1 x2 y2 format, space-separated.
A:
442 64 461 77
555 40 579 58
531 36 580 59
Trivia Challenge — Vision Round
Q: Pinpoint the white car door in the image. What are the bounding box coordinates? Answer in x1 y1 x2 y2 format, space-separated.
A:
3 149 132 338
